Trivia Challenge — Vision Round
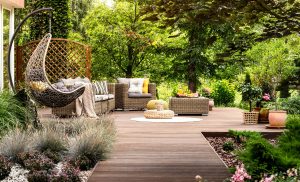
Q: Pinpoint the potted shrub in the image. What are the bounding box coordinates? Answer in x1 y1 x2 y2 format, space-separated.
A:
268 78 288 127
240 83 262 124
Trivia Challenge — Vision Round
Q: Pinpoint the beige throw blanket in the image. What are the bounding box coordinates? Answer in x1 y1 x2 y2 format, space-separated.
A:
75 83 98 118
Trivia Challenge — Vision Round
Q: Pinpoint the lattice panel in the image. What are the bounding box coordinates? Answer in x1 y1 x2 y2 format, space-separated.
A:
16 38 91 85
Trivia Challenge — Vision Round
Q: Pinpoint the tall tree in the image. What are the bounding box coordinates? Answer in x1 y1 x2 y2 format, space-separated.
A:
83 1 179 80
69 0 95 41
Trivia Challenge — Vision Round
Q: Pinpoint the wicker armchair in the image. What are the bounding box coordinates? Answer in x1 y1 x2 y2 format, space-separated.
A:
115 83 156 110
52 83 115 117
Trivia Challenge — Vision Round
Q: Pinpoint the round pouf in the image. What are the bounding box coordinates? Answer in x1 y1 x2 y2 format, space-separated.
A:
144 110 174 119
146 100 169 110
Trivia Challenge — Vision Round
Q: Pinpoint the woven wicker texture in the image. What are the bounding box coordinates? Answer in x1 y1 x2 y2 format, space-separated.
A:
169 97 209 114
144 110 174 119
16 37 91 86
243 112 259 124
52 83 115 117
25 33 85 108
115 83 156 110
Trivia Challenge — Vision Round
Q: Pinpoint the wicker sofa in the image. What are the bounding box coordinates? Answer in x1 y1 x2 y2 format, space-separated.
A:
115 83 156 110
52 83 115 117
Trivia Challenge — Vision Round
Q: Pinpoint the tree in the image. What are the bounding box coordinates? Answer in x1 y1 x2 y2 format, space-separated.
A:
69 0 95 41
29 0 71 40
83 1 179 80
246 34 298 106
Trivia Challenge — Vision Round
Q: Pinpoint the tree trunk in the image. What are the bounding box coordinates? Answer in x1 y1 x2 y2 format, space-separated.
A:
126 44 134 78
188 60 197 92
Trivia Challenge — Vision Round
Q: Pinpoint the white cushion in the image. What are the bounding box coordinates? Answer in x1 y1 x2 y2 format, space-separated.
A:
117 78 130 84
95 95 109 102
128 78 144 94
94 94 114 102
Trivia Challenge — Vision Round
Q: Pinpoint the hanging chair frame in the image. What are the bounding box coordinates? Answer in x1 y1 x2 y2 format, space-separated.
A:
7 8 86 108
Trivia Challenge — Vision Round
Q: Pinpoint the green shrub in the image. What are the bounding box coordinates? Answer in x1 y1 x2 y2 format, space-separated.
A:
0 155 12 180
211 80 235 106
222 141 234 152
277 115 300 165
228 130 262 144
0 91 30 136
281 96 300 114
68 117 116 170
32 128 67 161
0 130 30 162
238 137 285 180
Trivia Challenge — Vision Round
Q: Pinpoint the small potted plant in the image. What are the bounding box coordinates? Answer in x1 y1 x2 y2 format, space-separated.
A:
240 83 262 124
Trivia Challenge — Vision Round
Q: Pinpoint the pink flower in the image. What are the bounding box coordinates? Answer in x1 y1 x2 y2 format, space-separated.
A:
231 164 251 182
262 93 270 101
260 175 274 182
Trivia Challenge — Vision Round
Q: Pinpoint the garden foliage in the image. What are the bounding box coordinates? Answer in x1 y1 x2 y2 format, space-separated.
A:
211 80 235 106
29 0 70 40
281 96 300 114
0 91 30 136
236 115 300 180
0 155 11 180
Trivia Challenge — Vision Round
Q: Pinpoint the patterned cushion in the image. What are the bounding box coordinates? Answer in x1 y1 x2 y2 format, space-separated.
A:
128 78 144 94
93 81 108 95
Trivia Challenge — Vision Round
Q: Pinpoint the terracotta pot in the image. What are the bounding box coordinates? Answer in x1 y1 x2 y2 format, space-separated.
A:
259 108 269 122
268 110 287 127
208 99 214 111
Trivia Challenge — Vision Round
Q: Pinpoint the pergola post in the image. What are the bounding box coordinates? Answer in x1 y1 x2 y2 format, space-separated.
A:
0 5 3 90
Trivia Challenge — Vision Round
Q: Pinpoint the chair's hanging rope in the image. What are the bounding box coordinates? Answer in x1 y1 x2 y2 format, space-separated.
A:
7 8 53 93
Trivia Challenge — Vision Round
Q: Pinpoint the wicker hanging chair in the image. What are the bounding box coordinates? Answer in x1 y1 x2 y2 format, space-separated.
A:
25 33 85 108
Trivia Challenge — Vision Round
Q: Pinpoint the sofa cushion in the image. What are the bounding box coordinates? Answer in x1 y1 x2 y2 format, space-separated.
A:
108 94 114 99
142 78 149 93
128 78 144 94
95 95 109 102
93 81 108 95
117 78 130 84
128 93 152 98
95 94 114 102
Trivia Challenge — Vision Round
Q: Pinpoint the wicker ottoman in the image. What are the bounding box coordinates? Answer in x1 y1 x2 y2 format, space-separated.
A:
144 110 175 119
169 97 209 115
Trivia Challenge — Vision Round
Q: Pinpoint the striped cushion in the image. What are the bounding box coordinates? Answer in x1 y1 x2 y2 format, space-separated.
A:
93 81 108 95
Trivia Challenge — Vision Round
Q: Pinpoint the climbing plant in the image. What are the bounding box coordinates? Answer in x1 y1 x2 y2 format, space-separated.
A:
29 0 71 40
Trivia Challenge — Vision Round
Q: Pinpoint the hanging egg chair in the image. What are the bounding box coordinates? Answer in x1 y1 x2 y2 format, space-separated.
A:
7 8 85 108
25 33 85 107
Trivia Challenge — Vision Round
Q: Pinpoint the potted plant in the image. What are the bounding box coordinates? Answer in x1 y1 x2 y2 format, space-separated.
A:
268 78 287 127
240 83 262 124
255 93 271 123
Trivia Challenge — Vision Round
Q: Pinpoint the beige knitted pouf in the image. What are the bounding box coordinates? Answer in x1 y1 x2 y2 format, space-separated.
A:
144 110 175 119
146 100 169 110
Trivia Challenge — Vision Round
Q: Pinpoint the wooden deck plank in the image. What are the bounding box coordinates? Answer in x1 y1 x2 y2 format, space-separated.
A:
39 107 283 182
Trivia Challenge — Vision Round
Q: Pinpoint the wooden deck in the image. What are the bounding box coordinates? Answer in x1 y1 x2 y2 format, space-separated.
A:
84 108 282 182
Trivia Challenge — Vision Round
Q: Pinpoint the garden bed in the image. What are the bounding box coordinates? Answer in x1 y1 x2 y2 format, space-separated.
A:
202 132 281 169
0 116 116 182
